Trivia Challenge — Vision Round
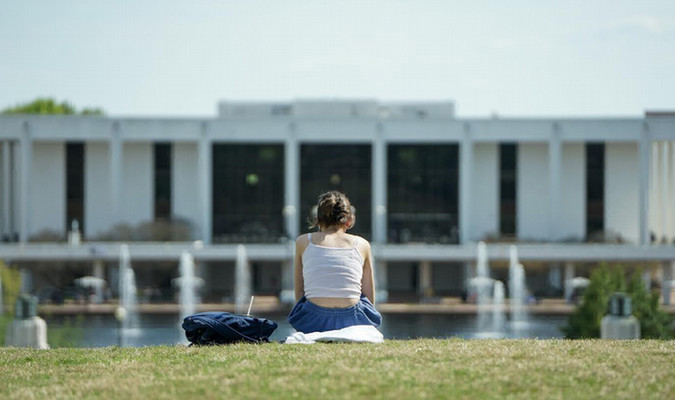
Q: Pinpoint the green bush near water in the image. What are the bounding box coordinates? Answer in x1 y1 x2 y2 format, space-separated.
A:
0 262 21 314
1 262 84 348
563 265 674 339
0 262 22 341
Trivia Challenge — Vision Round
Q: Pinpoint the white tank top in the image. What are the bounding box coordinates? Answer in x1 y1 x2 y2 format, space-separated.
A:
302 233 364 299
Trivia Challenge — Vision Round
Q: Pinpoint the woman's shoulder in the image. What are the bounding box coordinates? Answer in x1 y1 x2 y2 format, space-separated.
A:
348 234 371 249
295 233 310 246
295 234 311 254
347 234 370 263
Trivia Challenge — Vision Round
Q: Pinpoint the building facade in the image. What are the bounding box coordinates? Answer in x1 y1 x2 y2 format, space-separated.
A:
1 100 674 303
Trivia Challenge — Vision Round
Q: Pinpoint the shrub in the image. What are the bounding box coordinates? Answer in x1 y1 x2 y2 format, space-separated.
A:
0 262 21 314
0 262 22 341
563 265 674 339
627 273 674 338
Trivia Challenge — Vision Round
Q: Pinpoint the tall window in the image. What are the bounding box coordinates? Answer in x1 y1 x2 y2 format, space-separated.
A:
499 143 517 236
300 145 372 239
66 142 85 235
387 144 459 243
212 144 284 243
154 143 172 220
586 143 605 239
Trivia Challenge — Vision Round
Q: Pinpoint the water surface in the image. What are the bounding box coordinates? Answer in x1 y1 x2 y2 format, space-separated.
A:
45 313 568 347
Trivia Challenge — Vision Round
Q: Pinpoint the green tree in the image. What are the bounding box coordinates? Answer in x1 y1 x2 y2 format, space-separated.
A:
563 265 674 339
0 262 22 341
627 272 673 338
1 98 104 115
563 266 624 338
1 261 21 314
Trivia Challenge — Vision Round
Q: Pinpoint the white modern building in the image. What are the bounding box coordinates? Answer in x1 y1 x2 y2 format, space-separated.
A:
0 100 674 304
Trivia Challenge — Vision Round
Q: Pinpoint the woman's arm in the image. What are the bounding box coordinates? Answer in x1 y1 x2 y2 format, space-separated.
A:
294 235 308 302
360 240 376 304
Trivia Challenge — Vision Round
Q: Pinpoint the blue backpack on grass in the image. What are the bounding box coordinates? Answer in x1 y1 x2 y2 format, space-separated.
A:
182 312 278 345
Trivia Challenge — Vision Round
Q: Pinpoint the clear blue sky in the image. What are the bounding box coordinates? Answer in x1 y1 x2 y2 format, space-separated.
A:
1 0 673 117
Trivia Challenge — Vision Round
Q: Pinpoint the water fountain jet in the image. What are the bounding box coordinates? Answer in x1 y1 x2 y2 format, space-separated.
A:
178 251 197 319
475 242 492 333
234 245 251 314
118 244 139 346
472 242 507 338
508 245 529 337
492 280 505 334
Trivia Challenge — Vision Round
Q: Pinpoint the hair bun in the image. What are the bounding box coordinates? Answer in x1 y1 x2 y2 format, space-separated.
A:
308 191 353 230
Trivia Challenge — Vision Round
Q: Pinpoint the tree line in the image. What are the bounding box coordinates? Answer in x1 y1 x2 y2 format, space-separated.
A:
1 98 104 115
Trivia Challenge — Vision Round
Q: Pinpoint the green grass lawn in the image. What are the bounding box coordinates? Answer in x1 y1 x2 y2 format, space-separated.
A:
1 339 673 400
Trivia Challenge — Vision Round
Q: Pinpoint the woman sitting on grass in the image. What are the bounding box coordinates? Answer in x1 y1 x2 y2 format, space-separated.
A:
287 191 382 333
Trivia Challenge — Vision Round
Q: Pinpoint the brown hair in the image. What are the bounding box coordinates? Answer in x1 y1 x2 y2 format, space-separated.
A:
308 191 354 230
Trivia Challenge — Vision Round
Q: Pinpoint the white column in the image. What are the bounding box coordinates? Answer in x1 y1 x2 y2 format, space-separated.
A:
19 124 31 243
19 268 33 293
372 123 387 244
639 127 651 245
1 142 4 239
198 122 212 244
661 142 675 244
375 260 388 303
549 125 562 241
92 260 105 304
110 124 123 227
649 143 658 241
284 123 300 241
655 142 664 242
281 124 300 303
564 262 575 303
548 263 562 292
279 241 295 303
659 142 670 240
93 260 104 278
372 123 389 303
2 141 11 239
642 269 652 291
459 124 474 244
418 261 433 299
663 262 673 306
669 142 675 243
463 262 474 280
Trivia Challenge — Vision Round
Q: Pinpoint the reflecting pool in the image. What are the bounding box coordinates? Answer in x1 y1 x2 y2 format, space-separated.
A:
44 313 568 347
